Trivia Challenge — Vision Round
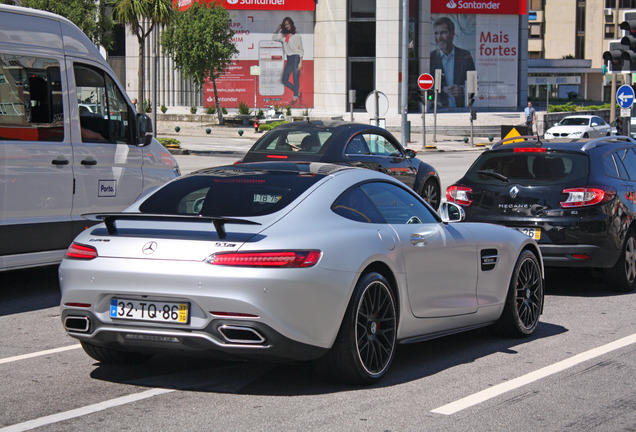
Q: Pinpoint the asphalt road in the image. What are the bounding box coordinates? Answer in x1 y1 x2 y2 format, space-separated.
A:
2 150 636 431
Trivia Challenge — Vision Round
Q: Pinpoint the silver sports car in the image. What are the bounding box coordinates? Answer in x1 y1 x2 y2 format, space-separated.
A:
60 162 544 384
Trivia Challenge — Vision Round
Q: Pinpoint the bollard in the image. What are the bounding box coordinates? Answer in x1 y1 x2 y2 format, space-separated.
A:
238 129 244 136
489 135 494 142
175 126 180 133
463 137 468 143
206 128 211 134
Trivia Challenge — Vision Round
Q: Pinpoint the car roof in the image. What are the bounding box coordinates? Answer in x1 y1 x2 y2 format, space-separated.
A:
490 135 636 152
266 120 392 134
188 161 357 177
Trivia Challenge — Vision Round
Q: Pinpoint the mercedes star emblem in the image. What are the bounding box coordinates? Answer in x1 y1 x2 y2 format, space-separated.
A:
142 241 158 255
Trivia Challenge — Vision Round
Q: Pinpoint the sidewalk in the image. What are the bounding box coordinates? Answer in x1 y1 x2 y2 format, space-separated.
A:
156 114 506 154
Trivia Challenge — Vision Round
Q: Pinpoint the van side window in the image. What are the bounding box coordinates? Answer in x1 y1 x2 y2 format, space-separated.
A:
74 64 131 143
0 54 64 141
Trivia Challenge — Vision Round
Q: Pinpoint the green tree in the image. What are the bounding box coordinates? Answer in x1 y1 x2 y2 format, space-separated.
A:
110 0 172 112
7 0 114 49
161 1 238 125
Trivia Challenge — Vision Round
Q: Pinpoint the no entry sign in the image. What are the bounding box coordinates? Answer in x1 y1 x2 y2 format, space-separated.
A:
417 73 434 91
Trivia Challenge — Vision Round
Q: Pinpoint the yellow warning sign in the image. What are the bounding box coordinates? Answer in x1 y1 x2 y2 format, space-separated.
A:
502 127 525 144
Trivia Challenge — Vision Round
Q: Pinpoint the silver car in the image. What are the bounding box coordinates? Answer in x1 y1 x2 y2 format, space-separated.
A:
60 162 544 384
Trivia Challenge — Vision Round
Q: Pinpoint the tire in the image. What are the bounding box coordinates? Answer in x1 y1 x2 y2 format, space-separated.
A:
81 341 152 365
493 250 543 337
583 132 589 138
603 230 636 292
420 178 441 211
314 272 397 385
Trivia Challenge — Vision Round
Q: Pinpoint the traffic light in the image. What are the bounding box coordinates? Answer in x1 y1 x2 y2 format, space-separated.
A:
616 117 624 135
603 19 636 73
470 107 477 121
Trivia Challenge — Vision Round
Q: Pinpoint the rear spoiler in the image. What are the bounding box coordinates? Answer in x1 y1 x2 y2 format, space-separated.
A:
82 213 261 239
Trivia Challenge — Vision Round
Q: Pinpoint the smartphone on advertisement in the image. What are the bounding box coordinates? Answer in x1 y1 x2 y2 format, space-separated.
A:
258 40 285 96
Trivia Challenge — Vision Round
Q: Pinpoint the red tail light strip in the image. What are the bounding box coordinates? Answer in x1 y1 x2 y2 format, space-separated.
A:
66 243 98 260
560 188 614 208
207 250 321 267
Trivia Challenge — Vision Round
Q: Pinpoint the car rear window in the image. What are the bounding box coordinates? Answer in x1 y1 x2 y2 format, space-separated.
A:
139 168 326 217
251 129 332 154
465 151 589 186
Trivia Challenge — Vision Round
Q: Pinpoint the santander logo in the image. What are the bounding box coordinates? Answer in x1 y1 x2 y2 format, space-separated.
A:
446 0 457 8
226 0 238 4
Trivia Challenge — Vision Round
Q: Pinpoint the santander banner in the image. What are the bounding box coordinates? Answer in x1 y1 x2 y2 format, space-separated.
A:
218 0 315 11
431 0 526 15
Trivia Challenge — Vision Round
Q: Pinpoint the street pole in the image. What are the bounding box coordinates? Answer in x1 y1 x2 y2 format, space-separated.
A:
400 0 408 146
421 90 427 148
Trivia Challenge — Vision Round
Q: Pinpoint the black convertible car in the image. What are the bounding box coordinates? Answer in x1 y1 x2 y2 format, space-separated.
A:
240 121 442 210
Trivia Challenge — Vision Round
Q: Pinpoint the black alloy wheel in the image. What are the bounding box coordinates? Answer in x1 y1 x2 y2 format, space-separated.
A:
494 250 543 337
314 272 397 384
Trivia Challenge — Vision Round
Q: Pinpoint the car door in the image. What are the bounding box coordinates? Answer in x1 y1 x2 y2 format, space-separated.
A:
344 132 417 188
591 116 610 137
361 182 479 318
0 52 74 257
68 61 143 225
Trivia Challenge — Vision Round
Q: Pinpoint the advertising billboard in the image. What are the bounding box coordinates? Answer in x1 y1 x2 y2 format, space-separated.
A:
178 0 315 109
429 0 525 109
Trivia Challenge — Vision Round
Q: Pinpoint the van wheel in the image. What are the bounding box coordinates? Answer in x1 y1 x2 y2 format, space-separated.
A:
604 230 636 292
81 341 152 364
313 272 397 384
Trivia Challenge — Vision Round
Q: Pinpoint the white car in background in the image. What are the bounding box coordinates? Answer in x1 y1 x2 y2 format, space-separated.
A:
544 115 611 139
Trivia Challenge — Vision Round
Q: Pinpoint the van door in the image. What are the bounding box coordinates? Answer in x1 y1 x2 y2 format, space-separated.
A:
69 61 143 229
0 53 74 259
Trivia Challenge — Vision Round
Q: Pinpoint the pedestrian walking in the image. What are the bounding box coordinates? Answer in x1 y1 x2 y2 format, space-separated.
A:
524 101 536 134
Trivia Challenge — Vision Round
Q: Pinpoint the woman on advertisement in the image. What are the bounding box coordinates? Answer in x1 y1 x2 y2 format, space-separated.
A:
273 16 303 105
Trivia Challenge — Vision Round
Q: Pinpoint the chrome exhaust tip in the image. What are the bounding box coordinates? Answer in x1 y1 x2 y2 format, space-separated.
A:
64 316 90 333
218 325 266 344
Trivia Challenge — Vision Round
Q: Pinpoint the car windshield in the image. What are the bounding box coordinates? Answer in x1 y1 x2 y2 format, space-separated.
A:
559 117 589 126
465 151 589 186
251 129 333 154
139 167 326 217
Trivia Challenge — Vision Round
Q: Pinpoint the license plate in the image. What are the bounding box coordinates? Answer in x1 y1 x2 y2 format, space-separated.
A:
516 227 541 240
110 298 189 324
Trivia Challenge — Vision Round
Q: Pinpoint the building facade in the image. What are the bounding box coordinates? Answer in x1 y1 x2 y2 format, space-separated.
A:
118 0 532 116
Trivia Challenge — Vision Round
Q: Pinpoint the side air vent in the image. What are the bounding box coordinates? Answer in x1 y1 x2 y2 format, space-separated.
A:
481 249 499 271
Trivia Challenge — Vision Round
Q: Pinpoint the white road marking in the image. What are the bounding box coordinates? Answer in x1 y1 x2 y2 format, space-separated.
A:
432 333 636 415
0 344 81 365
0 389 174 432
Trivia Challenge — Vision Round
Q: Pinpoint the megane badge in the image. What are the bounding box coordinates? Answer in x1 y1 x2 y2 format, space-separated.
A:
142 241 158 255
509 186 519 199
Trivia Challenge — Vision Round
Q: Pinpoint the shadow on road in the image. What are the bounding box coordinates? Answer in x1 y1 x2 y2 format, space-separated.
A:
0 265 60 316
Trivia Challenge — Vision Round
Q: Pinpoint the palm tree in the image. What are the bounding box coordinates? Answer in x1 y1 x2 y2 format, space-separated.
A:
110 0 172 112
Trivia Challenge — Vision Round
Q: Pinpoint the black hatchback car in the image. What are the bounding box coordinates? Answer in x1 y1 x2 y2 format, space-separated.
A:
446 136 636 292
240 121 442 209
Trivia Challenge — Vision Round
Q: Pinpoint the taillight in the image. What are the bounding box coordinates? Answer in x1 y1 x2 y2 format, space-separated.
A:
514 147 546 153
446 185 473 206
560 187 614 208
266 155 288 159
66 243 98 260
206 250 321 267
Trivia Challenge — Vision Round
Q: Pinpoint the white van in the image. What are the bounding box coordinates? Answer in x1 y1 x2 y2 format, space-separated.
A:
0 5 180 271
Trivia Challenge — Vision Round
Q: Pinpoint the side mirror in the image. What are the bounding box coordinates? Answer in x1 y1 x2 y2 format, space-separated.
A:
439 202 465 223
137 113 153 146
404 148 417 159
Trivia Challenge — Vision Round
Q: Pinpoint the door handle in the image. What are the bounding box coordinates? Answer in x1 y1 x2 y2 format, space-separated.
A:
81 159 97 166
410 233 427 246
51 158 69 165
